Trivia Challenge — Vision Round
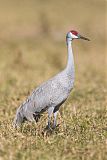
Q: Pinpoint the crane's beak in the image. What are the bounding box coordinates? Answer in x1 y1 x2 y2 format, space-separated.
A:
79 35 90 41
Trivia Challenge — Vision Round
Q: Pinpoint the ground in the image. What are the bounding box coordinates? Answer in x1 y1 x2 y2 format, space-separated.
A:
0 0 106 160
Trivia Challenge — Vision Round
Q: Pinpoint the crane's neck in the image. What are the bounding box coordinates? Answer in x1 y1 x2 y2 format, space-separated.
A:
66 39 75 80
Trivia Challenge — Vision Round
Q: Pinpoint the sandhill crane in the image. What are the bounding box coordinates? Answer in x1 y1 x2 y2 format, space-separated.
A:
13 30 90 129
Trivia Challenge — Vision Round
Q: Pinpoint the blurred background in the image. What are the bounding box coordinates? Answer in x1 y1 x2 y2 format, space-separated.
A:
0 0 106 92
0 0 106 159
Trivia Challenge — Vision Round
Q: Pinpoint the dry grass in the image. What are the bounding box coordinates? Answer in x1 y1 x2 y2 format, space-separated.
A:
0 0 106 160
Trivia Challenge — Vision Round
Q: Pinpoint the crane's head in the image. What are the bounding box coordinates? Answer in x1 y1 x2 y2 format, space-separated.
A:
66 30 90 41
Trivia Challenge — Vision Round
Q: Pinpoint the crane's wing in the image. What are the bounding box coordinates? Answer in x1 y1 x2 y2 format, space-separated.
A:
24 75 69 113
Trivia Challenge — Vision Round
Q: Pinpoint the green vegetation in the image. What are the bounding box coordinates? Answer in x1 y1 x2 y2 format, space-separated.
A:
0 0 106 159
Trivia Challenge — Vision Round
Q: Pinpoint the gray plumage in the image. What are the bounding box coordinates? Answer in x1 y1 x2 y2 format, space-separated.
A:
13 30 90 128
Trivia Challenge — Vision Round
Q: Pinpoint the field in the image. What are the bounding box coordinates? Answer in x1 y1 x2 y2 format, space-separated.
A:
0 0 106 160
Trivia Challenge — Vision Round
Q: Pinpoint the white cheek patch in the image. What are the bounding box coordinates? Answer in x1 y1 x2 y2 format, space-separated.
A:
70 32 78 39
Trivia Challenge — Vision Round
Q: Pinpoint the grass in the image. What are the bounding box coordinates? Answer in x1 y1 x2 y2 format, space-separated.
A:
0 0 106 160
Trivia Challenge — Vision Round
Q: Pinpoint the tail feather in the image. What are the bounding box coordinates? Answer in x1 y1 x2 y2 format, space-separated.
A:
13 106 24 128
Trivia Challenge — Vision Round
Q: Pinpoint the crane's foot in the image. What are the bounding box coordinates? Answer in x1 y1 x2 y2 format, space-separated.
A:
44 121 54 131
52 124 56 129
52 123 60 129
44 125 53 132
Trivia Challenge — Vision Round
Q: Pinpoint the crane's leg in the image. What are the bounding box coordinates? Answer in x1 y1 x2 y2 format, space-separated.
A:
47 107 54 129
53 111 58 128
53 99 66 128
